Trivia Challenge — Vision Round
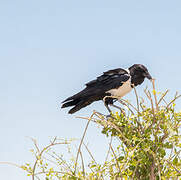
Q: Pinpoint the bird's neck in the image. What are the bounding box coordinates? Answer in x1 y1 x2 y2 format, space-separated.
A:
131 75 145 86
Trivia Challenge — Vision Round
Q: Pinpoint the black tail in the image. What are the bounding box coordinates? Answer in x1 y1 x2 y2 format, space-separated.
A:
62 99 92 114
61 89 95 114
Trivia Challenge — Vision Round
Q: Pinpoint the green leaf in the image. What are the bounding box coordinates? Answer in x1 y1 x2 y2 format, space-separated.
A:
173 157 178 166
117 156 124 161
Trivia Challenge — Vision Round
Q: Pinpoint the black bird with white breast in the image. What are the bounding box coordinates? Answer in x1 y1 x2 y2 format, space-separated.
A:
61 64 152 114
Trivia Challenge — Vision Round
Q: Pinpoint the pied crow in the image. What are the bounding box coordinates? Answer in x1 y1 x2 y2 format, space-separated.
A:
61 64 152 114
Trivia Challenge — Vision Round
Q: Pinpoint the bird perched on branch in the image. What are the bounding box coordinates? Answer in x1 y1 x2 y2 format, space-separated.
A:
61 64 152 114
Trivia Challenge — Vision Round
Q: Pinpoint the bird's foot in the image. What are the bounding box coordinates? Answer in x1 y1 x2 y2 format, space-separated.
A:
110 104 126 115
106 114 115 120
93 111 115 120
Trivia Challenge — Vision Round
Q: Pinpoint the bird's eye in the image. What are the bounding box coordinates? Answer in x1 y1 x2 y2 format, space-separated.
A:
137 67 144 72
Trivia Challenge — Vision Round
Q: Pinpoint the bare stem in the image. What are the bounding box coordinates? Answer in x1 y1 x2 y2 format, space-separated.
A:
74 111 95 175
79 150 85 178
152 79 159 111
110 145 121 175
150 160 155 180
158 90 169 105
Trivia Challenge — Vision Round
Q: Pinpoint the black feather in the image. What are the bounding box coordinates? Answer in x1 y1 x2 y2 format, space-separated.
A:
68 99 93 114
61 99 80 108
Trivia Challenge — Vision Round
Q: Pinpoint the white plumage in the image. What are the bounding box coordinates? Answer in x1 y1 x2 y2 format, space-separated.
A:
107 78 132 98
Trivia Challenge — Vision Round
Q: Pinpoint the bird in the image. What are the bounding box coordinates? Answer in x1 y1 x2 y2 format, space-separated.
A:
61 64 152 114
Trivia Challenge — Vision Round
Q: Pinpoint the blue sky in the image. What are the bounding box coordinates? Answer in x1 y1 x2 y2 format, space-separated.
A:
0 0 181 179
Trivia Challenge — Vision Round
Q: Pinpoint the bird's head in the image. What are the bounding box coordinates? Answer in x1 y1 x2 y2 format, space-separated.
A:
128 64 152 86
129 64 152 80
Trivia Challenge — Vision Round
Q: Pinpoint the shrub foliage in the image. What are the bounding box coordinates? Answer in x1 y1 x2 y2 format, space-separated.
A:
21 81 181 179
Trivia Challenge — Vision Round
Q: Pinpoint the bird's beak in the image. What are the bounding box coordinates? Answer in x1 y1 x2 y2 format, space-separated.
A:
144 72 152 80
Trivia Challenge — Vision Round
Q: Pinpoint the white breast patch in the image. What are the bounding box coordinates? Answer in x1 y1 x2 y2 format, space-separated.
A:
107 79 132 98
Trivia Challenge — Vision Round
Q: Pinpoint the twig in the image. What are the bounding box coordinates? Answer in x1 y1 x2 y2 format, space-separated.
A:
127 87 144 134
162 98 168 106
74 111 95 175
110 145 121 175
152 79 159 111
133 86 140 115
166 160 181 174
83 143 97 164
132 160 141 178
79 150 85 178
45 151 73 173
94 112 133 147
104 136 113 164
156 158 161 179
31 137 68 180
83 143 105 180
158 90 169 105
144 90 157 132
144 90 155 116
118 100 135 115
150 159 155 180
166 92 181 109
119 99 138 114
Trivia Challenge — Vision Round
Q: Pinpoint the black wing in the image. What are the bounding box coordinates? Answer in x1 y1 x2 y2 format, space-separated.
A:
62 68 130 114
85 68 130 91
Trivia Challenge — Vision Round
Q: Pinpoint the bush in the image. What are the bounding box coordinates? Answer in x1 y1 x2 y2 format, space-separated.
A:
21 81 181 179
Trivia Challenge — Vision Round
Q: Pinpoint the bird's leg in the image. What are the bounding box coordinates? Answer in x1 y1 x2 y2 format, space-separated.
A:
103 96 112 114
109 98 126 115
104 104 115 120
102 97 116 120
102 102 113 119
110 104 125 115
104 103 112 114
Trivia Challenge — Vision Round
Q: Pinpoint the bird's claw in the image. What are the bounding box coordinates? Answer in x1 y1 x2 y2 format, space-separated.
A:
106 114 115 120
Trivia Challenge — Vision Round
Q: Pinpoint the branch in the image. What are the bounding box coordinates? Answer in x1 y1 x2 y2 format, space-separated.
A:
152 79 159 111
74 111 95 175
